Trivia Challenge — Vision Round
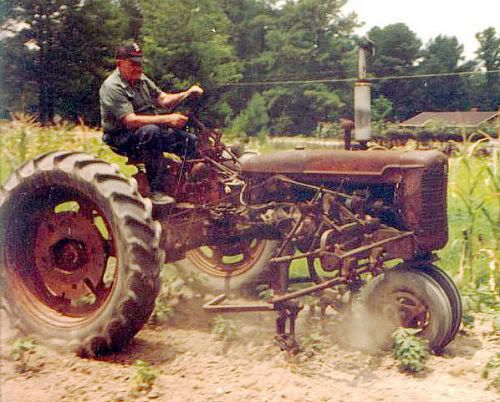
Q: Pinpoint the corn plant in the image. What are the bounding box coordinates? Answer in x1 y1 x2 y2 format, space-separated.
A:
0 114 132 183
442 139 499 301
392 328 429 373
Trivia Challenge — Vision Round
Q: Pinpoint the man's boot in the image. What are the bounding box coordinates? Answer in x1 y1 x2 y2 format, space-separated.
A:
147 156 176 205
150 192 176 205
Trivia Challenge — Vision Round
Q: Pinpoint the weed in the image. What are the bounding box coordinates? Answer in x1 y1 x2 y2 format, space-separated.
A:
10 337 37 373
149 294 175 325
493 314 500 332
462 312 475 329
482 353 500 392
211 315 238 342
132 360 158 392
392 328 429 373
148 267 185 325
300 330 325 354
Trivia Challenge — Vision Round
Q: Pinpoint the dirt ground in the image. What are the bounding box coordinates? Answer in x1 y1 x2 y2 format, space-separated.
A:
1 295 499 402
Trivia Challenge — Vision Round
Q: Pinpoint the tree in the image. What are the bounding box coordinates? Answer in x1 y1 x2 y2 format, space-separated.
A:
249 0 357 134
120 0 142 41
229 92 269 136
2 0 81 122
368 23 421 75
475 27 500 109
2 0 129 123
417 35 474 111
367 23 422 120
140 0 242 123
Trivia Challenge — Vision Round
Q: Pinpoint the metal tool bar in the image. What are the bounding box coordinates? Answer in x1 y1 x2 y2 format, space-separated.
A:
329 231 414 260
271 267 371 304
203 293 276 313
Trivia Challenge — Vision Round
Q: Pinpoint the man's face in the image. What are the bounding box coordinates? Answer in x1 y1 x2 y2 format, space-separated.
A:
117 59 143 83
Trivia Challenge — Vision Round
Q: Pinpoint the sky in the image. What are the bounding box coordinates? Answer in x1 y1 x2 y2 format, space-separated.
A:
342 0 500 61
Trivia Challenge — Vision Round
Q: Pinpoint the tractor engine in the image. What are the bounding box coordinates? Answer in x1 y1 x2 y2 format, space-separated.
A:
239 149 448 257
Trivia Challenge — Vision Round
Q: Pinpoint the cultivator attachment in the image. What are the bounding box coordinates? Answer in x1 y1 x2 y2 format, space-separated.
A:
202 175 421 352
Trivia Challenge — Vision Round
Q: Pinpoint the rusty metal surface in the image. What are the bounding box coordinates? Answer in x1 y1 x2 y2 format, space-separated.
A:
240 149 446 177
418 163 449 250
34 211 107 301
181 240 270 278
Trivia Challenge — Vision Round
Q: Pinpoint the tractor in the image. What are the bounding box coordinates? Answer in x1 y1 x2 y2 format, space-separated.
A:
0 113 461 356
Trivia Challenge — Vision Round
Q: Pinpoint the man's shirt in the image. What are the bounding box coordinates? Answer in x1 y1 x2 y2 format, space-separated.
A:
99 68 162 132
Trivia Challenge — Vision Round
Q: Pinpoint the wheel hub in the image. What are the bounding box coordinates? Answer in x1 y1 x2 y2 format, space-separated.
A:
382 290 429 330
52 239 89 272
34 212 107 299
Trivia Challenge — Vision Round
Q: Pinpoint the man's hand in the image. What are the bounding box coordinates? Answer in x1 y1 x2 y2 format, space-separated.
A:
187 85 204 98
164 113 189 129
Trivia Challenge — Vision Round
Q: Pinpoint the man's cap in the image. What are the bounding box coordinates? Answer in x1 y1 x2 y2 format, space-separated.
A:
115 42 143 62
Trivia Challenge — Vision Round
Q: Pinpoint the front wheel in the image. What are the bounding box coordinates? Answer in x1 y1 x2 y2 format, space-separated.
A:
0 151 162 356
408 263 462 349
361 268 454 352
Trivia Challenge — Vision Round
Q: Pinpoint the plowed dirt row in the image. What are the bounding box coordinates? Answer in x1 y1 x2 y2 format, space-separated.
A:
1 299 498 402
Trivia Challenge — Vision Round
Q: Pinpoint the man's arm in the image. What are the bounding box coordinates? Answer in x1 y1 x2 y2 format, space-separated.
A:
122 113 188 130
157 85 204 109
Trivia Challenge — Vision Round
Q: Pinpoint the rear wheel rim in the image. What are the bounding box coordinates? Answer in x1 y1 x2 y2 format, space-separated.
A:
185 239 268 278
5 190 118 328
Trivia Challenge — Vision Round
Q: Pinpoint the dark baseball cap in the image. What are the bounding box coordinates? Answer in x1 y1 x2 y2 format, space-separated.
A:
115 42 143 62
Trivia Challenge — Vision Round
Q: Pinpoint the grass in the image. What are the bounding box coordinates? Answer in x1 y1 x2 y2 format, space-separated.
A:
1 117 498 312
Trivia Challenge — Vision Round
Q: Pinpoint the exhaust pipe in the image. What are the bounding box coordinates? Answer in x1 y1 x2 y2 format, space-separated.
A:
354 37 376 146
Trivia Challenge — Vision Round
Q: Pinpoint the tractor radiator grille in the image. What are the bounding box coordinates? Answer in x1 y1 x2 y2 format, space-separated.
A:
420 165 447 234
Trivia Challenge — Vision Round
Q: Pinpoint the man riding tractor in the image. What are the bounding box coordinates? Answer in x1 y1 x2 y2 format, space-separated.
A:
99 42 204 204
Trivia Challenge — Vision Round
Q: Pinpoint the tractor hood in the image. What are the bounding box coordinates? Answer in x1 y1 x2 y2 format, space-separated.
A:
240 149 446 177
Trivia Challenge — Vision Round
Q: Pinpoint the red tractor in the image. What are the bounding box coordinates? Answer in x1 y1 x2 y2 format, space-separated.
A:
0 115 461 356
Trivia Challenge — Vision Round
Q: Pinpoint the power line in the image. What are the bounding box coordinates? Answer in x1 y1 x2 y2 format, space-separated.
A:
222 69 500 88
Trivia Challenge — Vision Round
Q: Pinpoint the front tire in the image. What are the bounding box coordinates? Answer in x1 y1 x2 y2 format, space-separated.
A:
361 268 454 352
0 151 162 356
409 263 462 348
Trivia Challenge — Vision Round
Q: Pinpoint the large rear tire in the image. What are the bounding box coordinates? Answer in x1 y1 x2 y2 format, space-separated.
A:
0 151 162 356
361 268 454 352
